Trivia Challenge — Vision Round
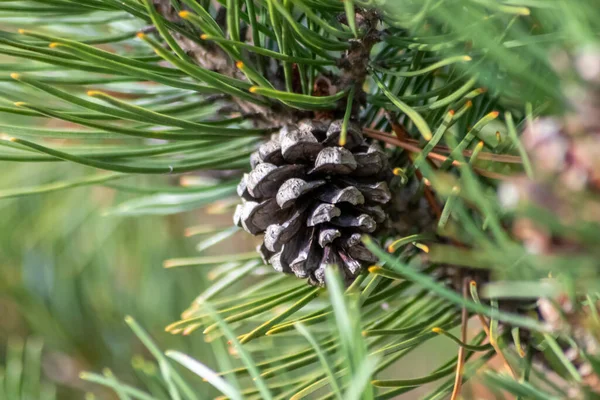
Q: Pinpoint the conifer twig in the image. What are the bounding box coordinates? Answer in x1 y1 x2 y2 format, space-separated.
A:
470 281 518 379
363 128 513 180
450 277 469 400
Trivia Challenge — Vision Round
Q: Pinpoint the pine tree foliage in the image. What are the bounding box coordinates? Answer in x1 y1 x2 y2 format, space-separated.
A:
0 0 599 399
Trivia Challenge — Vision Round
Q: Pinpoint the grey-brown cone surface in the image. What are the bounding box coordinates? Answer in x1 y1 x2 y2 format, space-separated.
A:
234 119 392 285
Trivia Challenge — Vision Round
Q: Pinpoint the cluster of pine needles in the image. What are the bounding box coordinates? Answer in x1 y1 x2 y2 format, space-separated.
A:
0 0 599 399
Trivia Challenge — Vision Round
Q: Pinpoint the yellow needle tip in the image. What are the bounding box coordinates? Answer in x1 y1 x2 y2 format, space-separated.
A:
49 42 60 48
368 265 380 273
249 86 258 93
17 29 26 34
200 34 209 40
86 90 103 97
179 10 190 19
0 134 16 142
236 61 244 69
14 102 26 107
136 32 146 39
10 73 20 80
414 243 430 253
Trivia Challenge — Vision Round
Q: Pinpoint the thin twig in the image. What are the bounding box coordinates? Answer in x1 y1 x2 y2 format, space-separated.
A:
363 128 512 180
470 281 519 379
391 137 523 164
416 168 443 219
450 277 470 400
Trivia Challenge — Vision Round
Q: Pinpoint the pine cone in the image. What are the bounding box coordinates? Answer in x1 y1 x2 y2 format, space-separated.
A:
234 119 392 285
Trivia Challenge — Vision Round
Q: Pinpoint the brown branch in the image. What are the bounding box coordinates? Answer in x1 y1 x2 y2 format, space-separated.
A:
470 281 519 379
450 277 470 400
151 1 292 125
363 128 513 181
392 137 523 164
364 128 522 164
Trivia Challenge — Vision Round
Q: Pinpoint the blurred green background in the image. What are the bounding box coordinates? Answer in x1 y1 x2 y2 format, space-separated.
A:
0 159 221 398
